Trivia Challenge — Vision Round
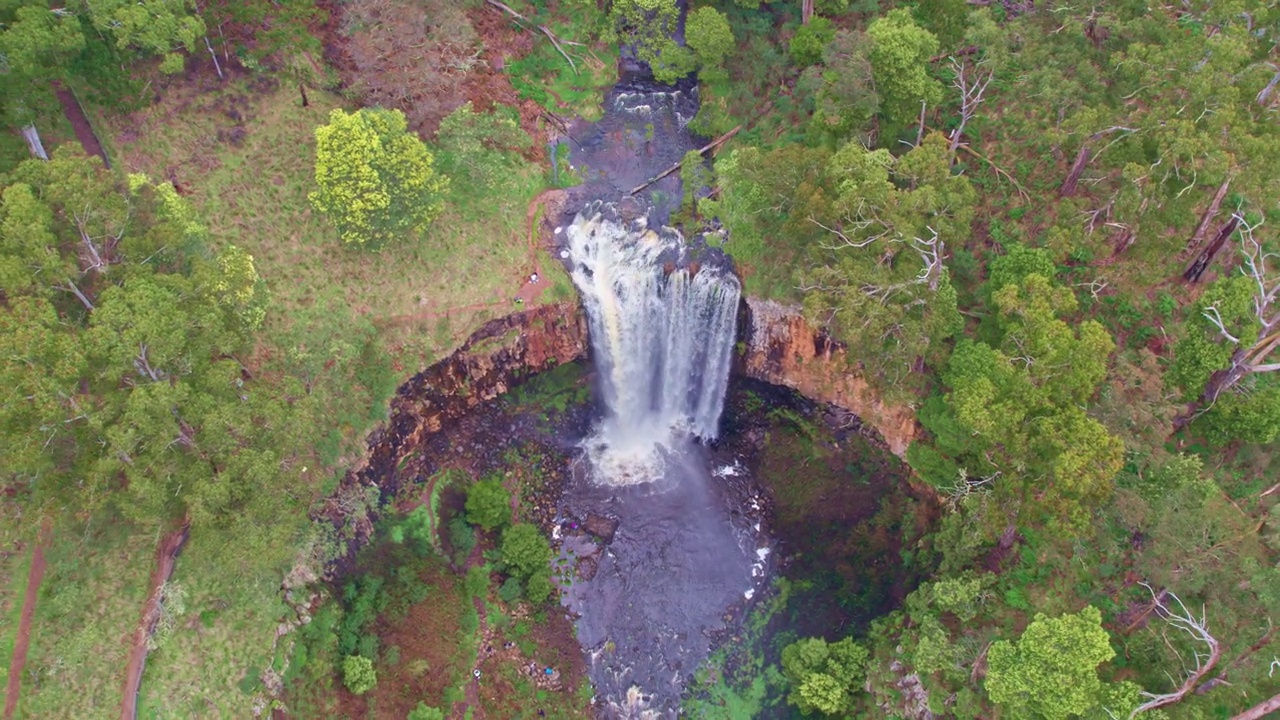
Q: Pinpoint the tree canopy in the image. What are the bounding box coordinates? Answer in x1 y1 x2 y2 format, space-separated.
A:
309 107 449 249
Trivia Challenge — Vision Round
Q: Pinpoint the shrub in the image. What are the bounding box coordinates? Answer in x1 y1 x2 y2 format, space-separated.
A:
498 576 523 603
408 703 445 720
342 655 377 695
790 17 835 67
465 476 511 531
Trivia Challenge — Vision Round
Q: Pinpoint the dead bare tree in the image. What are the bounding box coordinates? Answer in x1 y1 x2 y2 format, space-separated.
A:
1194 216 1280 405
1257 64 1280 107
948 56 995 155
1183 215 1240 283
1060 126 1137 196
1231 691 1280 720
1186 178 1233 252
1128 583 1223 718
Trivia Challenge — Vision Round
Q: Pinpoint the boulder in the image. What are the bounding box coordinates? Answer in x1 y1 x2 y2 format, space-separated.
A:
583 514 619 544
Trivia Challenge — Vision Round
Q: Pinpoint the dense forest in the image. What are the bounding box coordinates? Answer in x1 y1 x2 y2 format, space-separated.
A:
2 0 1280 717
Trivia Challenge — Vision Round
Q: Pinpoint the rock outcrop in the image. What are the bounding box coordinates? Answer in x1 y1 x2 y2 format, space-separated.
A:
364 301 588 491
317 302 589 573
735 297 917 457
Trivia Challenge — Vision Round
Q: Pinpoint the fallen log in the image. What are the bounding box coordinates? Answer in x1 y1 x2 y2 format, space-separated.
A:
629 126 742 196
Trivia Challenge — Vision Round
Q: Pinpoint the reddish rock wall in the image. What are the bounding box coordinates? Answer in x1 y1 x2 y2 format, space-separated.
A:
736 297 918 457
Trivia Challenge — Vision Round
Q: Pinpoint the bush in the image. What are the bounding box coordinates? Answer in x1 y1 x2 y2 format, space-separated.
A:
408 703 445 720
435 102 530 197
447 516 476 563
790 17 835 67
524 571 553 604
498 576 523 603
465 477 512 531
342 655 378 695
389 505 433 555
465 564 490 599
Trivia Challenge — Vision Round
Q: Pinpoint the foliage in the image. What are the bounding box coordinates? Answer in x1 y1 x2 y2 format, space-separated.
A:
434 102 530 197
408 703 445 720
499 523 554 604
780 636 869 716
985 606 1115 719
309 107 448 249
915 270 1122 534
342 654 378 695
465 476 512 531
789 17 835 67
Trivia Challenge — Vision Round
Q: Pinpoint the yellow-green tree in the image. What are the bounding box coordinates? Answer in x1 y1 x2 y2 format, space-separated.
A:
309 108 448 250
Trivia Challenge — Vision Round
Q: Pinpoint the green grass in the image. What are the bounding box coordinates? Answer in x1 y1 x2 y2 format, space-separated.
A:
15 513 154 718
136 522 299 718
95 78 548 370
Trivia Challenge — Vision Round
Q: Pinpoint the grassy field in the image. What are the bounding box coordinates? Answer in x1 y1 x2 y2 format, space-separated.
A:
95 76 551 370
13 512 153 718
134 522 300 718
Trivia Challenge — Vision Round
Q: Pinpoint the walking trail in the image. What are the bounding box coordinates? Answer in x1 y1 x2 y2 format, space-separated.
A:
119 521 190 720
2 519 51 720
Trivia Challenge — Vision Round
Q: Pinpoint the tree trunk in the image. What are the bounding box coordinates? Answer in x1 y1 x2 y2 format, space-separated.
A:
20 125 48 160
62 279 95 311
802 0 814 25
1060 144 1091 196
1183 216 1240 283
204 36 224 79
1186 178 1232 252
1230 692 1280 720
299 84 309 108
1204 349 1250 404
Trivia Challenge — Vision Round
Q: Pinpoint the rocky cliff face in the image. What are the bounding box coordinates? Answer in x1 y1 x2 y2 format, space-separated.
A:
360 301 589 493
313 295 917 577
314 302 589 574
735 297 917 457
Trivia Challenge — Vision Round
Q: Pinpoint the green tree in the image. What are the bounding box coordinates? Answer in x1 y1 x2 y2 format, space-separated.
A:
684 7 733 78
434 102 530 197
465 477 512 531
500 523 552 579
309 108 448 249
985 606 1115 719
780 636 869 716
866 9 942 136
790 16 835 67
342 654 378 695
799 134 972 401
499 523 554 604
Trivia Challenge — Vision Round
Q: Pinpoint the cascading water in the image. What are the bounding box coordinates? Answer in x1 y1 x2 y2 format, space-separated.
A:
566 205 741 483
549 68 770 720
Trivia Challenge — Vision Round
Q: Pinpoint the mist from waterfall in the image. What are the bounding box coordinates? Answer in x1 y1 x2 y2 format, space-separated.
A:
565 206 741 484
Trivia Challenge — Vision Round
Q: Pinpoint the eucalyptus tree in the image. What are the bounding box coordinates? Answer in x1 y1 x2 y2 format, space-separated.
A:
799 133 973 402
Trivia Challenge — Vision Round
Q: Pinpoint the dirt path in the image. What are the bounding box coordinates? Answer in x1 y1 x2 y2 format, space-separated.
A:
54 85 109 167
119 521 190 720
2 519 51 720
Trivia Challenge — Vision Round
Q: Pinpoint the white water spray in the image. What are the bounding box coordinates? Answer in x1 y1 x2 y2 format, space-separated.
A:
566 206 741 484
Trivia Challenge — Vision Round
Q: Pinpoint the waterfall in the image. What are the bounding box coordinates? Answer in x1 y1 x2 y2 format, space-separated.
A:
566 206 741 484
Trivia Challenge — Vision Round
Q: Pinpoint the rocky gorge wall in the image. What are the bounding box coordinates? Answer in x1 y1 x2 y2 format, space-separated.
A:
736 297 917 457
310 295 916 578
